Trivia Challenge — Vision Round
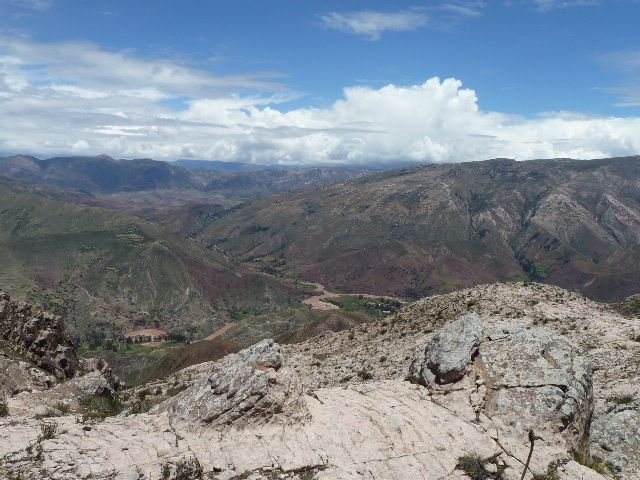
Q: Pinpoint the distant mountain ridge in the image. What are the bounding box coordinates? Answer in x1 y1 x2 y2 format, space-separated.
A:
0 155 372 197
194 155 640 302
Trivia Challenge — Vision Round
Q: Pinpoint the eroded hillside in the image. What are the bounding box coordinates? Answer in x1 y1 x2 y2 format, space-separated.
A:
196 156 640 302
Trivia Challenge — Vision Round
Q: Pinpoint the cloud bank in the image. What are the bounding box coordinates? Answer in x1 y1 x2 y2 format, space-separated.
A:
1 38 639 165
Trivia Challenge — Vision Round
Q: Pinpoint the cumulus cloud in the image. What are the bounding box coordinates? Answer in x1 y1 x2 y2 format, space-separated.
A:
319 9 428 40
1 38 639 164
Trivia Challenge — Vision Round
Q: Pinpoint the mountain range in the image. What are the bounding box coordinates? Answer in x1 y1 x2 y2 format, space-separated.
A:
193 156 640 302
0 155 370 198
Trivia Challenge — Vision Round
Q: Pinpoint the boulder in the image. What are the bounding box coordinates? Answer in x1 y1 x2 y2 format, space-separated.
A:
159 339 306 426
591 408 640 474
0 353 56 399
408 313 482 385
480 326 594 452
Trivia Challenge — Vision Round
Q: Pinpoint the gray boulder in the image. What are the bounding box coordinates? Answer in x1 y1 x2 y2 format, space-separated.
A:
159 339 305 426
408 313 482 385
480 326 594 452
591 408 640 474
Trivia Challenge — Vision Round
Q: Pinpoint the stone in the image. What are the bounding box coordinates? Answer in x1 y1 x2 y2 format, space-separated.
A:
591 408 640 474
479 326 594 452
158 339 306 426
0 290 78 380
408 313 482 385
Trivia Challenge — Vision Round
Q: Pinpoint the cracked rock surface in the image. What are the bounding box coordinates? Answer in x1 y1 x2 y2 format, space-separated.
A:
1 282 638 479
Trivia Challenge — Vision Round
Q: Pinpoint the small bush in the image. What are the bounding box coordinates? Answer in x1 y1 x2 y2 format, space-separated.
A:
166 384 188 397
608 394 634 405
0 400 8 417
357 369 373 380
39 422 56 440
137 388 152 401
55 402 71 415
572 450 613 475
80 393 124 422
457 454 504 479
160 457 203 480
129 399 155 414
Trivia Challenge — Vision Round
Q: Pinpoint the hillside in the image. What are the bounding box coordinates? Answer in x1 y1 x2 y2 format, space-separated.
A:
1 282 638 479
195 156 640 302
0 175 304 342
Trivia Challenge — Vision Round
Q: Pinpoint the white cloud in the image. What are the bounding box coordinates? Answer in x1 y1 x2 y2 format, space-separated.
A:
0 0 52 11
319 9 428 40
531 0 600 11
1 38 639 164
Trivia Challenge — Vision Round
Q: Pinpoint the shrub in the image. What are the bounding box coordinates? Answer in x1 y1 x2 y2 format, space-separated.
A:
129 399 155 414
356 369 373 380
457 454 504 479
160 457 203 480
55 402 70 415
166 384 188 397
80 393 124 422
39 422 56 440
572 449 613 475
0 400 8 417
137 388 152 401
608 394 634 405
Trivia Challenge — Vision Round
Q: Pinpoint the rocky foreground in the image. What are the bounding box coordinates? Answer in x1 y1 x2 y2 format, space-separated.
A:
1 283 639 479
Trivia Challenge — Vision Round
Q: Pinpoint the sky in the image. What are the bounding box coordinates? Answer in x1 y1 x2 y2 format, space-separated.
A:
0 0 639 165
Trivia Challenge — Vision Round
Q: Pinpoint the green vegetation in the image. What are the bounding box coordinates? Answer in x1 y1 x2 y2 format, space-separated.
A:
571 449 613 475
54 403 70 415
608 393 634 405
456 454 504 479
160 457 204 480
39 422 57 440
80 393 124 422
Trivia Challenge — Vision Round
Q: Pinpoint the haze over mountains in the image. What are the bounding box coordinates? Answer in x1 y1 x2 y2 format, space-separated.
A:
0 154 371 198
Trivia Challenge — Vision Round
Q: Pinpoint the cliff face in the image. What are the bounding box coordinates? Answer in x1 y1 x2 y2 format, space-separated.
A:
0 290 78 380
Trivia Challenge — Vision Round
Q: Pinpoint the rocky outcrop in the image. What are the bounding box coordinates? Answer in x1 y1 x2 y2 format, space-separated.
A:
591 407 640 474
408 313 482 385
0 291 78 380
0 352 57 398
480 326 593 452
159 339 306 426
0 283 637 479
76 358 121 396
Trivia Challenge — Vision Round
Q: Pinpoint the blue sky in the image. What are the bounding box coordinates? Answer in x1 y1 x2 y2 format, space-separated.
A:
0 0 639 164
